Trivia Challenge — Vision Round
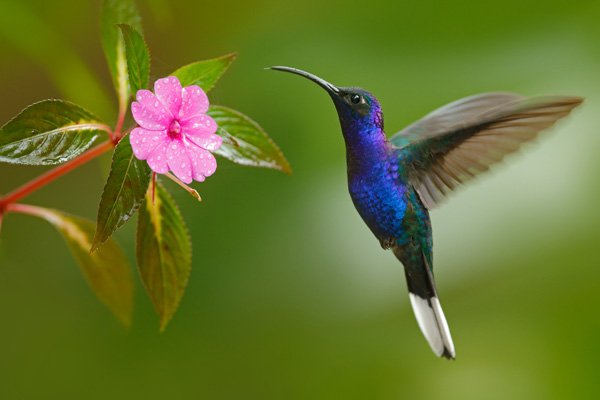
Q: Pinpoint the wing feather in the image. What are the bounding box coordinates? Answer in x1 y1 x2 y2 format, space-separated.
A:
392 94 583 209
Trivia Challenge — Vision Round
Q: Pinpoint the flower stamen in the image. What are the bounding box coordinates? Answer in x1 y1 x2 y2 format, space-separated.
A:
167 120 182 139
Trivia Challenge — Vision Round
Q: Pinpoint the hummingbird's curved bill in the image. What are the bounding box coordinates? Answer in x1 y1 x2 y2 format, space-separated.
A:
269 66 340 95
270 65 584 359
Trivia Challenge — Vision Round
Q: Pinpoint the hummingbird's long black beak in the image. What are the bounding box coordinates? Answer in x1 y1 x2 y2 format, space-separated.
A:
268 66 340 96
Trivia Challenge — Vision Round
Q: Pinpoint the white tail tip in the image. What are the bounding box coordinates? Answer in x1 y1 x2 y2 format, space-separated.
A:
409 293 455 359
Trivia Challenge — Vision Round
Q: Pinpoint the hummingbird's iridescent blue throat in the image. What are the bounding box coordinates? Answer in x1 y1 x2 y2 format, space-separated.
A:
270 65 583 359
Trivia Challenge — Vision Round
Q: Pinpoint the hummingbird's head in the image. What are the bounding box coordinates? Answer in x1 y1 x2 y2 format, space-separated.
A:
269 66 384 135
331 86 383 128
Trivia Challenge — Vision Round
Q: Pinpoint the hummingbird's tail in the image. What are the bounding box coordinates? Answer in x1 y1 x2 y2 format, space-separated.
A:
394 248 455 359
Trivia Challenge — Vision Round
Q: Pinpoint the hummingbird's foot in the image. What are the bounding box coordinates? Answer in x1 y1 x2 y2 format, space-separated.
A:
379 237 395 249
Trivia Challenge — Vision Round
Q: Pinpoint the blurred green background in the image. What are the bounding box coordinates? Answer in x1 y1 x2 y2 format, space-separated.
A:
1 0 599 399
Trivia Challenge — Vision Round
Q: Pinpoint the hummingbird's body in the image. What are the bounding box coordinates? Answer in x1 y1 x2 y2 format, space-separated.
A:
271 66 582 359
343 116 427 267
339 92 452 357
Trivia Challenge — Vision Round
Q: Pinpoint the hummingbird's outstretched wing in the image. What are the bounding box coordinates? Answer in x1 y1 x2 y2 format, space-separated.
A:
390 93 583 209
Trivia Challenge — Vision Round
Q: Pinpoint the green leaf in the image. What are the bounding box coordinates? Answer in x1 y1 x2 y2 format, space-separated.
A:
30 207 134 327
136 183 191 331
101 0 142 108
92 138 151 252
118 24 150 93
208 105 291 174
0 100 108 165
171 53 236 92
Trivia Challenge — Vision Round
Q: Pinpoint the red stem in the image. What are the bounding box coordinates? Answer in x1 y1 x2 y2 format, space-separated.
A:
151 172 156 204
0 140 114 209
4 203 51 219
113 103 127 142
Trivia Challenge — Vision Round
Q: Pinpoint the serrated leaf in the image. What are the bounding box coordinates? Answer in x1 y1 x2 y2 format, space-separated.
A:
30 207 134 326
208 105 291 174
92 138 151 252
136 183 191 331
171 53 236 92
101 0 142 107
118 24 150 93
0 100 108 165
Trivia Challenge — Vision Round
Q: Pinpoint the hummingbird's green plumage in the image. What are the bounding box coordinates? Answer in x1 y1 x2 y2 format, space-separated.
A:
271 66 583 359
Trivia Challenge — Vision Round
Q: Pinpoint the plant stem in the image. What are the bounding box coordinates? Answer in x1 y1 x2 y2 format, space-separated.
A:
165 172 202 202
113 104 127 142
0 140 114 209
151 172 156 204
5 203 51 219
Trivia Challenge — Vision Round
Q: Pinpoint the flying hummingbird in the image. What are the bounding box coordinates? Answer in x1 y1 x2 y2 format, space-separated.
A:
270 66 582 359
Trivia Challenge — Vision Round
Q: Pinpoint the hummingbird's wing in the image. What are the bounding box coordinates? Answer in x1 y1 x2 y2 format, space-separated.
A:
391 93 583 209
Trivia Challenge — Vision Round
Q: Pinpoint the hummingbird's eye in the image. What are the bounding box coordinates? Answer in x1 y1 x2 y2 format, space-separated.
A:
350 94 362 104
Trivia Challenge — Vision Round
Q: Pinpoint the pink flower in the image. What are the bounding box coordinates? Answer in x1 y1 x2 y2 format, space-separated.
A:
130 76 222 184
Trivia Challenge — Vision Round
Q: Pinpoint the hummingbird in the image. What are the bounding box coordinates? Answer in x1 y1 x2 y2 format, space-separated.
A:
270 66 582 359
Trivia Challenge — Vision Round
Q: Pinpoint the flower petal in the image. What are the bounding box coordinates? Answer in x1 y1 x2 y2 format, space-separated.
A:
132 90 171 130
186 142 217 181
146 141 169 174
187 133 223 152
181 114 217 136
154 76 182 118
130 128 168 160
179 85 209 120
166 139 193 184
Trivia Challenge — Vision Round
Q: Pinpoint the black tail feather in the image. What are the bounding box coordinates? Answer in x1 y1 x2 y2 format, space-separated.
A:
393 247 455 359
